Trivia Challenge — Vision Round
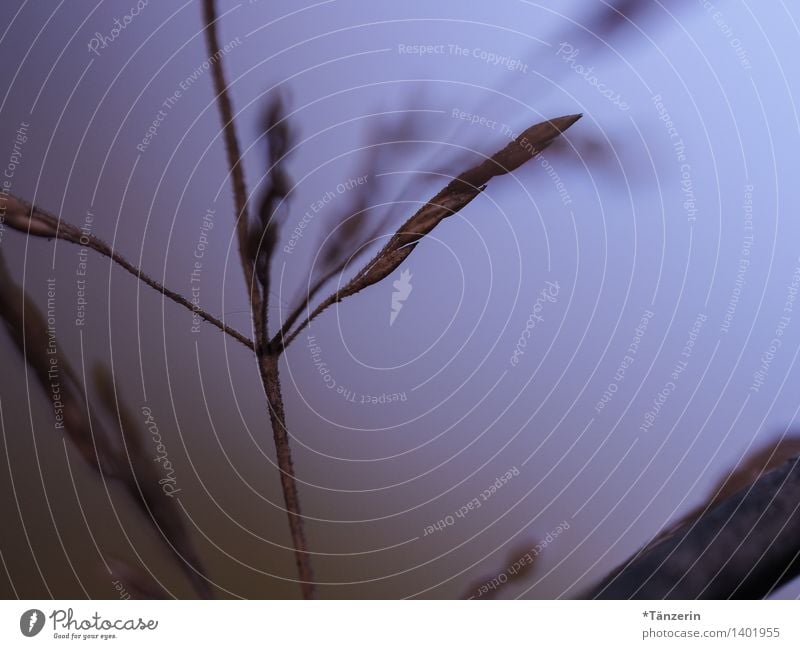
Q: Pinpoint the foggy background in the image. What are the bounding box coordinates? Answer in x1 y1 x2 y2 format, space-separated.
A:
2 0 800 599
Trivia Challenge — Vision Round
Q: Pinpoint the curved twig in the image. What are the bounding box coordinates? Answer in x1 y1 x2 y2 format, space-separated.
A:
273 114 582 353
2 193 254 350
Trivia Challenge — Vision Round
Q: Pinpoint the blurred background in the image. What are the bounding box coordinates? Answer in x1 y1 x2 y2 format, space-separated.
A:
2 0 800 599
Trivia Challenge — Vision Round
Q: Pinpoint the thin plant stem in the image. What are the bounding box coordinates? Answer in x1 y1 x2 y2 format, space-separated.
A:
3 193 255 350
260 353 316 599
270 226 384 351
202 0 316 598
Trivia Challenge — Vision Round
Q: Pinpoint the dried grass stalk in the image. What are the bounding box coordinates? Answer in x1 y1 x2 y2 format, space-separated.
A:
276 113 581 350
5 0 581 598
203 0 316 598
277 112 430 342
462 540 540 599
0 249 116 473
0 249 211 598
2 193 254 350
246 92 293 352
588 450 800 599
94 366 212 598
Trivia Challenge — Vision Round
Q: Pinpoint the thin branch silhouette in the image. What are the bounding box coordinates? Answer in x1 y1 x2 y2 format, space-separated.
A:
274 113 581 352
202 0 316 599
2 192 254 350
2 2 582 600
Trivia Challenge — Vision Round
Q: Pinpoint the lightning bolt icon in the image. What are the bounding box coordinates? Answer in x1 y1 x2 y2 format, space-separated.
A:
390 268 413 326
28 611 38 632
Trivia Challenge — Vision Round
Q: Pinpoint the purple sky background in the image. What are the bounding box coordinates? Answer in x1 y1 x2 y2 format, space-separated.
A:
2 0 800 598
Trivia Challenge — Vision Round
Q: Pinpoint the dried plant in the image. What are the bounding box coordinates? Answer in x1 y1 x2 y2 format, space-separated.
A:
1 0 580 599
278 111 426 341
652 436 800 547
462 540 540 600
201 0 314 598
0 249 211 598
587 440 800 599
1 193 253 350
274 113 581 351
10 0 777 603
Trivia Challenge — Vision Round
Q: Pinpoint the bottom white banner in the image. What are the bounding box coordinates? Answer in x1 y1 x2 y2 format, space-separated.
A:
0 600 796 647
